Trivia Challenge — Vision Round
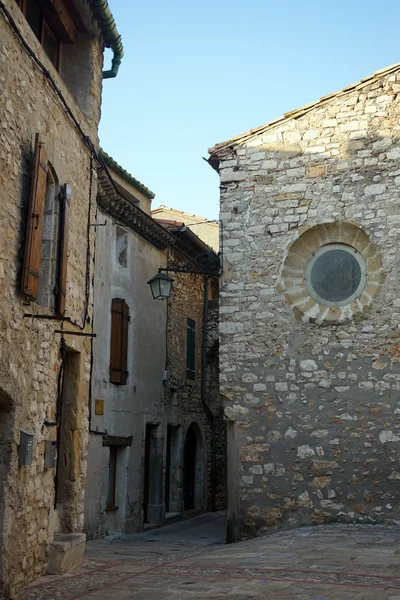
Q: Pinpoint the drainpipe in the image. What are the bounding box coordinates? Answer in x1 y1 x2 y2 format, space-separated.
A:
90 0 124 78
201 276 217 512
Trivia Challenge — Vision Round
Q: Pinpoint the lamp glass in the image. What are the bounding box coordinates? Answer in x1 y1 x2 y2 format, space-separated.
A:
160 277 172 298
148 273 174 300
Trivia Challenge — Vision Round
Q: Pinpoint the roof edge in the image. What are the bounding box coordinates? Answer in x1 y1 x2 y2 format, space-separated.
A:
208 62 400 156
152 205 218 225
99 149 155 200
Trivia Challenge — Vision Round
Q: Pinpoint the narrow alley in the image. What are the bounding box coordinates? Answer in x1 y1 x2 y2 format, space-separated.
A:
17 514 400 599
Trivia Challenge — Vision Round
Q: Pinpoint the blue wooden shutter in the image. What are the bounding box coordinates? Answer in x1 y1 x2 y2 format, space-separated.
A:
186 318 195 380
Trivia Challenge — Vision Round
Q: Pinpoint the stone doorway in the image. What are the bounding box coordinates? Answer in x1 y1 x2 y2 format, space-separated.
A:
0 392 15 596
165 425 182 516
49 349 86 574
183 423 205 512
54 349 82 532
143 423 163 525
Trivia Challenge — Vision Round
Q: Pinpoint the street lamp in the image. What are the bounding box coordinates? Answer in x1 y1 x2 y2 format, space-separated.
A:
147 272 174 300
147 251 222 300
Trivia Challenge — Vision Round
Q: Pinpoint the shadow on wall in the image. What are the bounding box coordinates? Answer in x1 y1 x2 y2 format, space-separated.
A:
0 391 16 598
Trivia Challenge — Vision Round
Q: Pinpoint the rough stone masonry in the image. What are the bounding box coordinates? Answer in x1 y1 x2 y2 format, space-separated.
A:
209 64 400 542
0 0 104 593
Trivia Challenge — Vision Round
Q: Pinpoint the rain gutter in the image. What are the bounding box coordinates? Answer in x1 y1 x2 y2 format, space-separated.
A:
90 0 124 78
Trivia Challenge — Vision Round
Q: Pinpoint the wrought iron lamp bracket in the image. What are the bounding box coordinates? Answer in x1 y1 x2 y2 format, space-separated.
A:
159 251 222 277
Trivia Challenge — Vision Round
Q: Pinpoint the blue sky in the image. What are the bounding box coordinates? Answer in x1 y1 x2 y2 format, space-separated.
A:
100 0 400 220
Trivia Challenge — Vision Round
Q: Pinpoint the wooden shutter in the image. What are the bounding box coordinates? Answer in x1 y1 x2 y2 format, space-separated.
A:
21 133 48 299
57 184 71 316
186 318 196 380
109 298 129 384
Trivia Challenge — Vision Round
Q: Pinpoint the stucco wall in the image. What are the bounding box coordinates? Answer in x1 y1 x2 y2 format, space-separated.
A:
109 168 152 215
0 0 102 592
85 211 168 538
217 67 400 541
152 207 220 251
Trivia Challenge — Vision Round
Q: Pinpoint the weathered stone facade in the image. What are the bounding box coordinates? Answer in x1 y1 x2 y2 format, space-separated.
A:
164 251 225 513
209 64 400 542
0 0 113 593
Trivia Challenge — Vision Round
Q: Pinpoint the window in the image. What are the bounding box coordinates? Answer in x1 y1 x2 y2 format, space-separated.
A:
115 226 128 268
21 133 69 315
306 244 366 307
15 0 60 68
186 318 196 380
280 222 382 324
106 446 118 511
109 298 130 385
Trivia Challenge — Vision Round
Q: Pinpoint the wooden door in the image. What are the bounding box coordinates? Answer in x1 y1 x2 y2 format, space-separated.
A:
143 425 151 522
183 425 196 511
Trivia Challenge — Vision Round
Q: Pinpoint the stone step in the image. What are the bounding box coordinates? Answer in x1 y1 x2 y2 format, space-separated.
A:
47 533 86 575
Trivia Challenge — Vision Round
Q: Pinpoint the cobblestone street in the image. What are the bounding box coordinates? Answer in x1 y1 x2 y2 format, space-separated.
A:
16 513 400 599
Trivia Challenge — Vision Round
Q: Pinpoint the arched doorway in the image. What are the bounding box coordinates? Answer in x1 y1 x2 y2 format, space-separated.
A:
183 423 205 512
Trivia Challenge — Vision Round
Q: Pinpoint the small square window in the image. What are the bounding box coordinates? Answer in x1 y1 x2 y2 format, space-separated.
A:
116 226 128 268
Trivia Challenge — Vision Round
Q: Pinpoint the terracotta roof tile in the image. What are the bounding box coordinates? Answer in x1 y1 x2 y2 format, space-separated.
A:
152 205 218 225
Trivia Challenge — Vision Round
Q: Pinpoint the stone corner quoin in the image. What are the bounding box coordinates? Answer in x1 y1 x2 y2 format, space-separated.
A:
216 67 400 541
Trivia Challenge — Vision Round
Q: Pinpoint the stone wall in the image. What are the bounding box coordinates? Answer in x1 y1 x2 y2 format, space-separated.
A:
0 0 102 592
207 298 227 510
215 66 400 541
165 257 212 509
165 250 225 513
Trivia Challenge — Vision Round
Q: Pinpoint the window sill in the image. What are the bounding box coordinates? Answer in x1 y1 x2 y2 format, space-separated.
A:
105 504 119 512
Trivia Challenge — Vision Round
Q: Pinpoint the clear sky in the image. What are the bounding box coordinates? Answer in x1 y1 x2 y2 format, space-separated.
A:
99 0 400 220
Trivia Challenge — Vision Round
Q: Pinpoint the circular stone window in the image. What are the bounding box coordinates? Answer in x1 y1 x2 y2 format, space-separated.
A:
306 244 366 306
277 222 383 323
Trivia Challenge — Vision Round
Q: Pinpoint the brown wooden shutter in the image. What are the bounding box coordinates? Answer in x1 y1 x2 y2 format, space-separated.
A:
21 133 48 299
109 298 129 384
57 184 71 316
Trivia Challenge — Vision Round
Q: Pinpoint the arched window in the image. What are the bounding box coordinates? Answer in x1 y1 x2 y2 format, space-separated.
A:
22 134 70 315
37 165 60 310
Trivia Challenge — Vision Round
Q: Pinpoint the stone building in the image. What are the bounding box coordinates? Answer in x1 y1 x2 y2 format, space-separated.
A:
156 218 226 518
208 63 400 542
84 154 226 538
0 0 122 594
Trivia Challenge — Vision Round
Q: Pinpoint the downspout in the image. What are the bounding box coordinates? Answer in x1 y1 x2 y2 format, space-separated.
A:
201 276 217 512
90 0 124 78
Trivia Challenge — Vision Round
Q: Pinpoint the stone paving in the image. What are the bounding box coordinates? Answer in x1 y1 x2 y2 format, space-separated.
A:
16 513 400 599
